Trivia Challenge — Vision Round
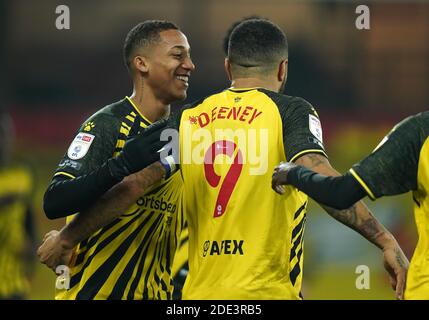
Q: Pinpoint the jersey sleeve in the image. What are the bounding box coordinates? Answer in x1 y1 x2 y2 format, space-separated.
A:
281 97 327 162
167 108 183 131
350 116 419 199
168 102 196 132
54 113 120 179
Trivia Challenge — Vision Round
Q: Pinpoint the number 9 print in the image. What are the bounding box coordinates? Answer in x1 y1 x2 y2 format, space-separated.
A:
204 140 243 217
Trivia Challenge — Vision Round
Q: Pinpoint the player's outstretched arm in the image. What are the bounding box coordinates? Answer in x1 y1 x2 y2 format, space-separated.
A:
43 120 168 219
293 153 409 300
272 162 366 209
37 162 166 270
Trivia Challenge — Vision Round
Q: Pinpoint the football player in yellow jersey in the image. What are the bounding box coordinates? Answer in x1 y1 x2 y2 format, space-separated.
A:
38 18 408 300
272 111 429 299
37 20 194 299
0 111 37 299
168 18 408 299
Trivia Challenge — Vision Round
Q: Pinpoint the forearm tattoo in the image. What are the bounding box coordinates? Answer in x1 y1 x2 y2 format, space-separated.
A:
323 204 358 229
134 162 166 190
63 162 166 246
395 247 407 268
323 204 385 245
299 153 388 247
302 153 326 169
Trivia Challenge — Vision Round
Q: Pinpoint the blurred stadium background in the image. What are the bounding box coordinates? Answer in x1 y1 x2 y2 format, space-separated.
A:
2 0 427 299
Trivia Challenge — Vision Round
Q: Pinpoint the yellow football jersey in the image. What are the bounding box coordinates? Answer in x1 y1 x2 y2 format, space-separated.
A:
53 97 185 299
407 137 429 299
351 112 429 299
174 88 327 299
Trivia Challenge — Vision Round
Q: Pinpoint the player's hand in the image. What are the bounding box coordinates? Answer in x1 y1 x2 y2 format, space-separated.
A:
382 244 409 300
271 162 298 194
37 230 74 272
108 119 169 180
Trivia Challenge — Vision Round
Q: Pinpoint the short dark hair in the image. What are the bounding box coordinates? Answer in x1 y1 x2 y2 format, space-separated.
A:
228 19 288 73
222 16 262 56
123 20 179 71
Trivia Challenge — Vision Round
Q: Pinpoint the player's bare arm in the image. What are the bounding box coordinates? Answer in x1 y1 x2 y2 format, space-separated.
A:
37 162 166 270
293 153 408 299
63 162 166 246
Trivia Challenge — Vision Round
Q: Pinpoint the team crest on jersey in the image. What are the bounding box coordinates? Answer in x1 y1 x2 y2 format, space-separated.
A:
189 116 198 125
83 121 95 132
67 133 95 160
309 114 323 143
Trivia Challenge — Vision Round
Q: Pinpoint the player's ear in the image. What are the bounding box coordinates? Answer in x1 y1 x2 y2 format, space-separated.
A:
133 55 149 73
224 58 232 81
277 59 288 82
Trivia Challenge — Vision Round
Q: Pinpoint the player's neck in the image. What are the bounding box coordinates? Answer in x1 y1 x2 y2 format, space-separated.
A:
230 77 280 93
129 86 170 123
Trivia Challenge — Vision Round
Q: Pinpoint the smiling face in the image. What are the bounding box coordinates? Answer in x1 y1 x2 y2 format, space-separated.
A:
143 29 195 104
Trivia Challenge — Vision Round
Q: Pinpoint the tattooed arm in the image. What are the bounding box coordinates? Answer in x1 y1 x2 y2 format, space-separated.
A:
37 162 166 270
294 153 409 299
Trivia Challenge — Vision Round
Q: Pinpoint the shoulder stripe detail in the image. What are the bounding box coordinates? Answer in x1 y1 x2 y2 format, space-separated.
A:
125 96 152 125
54 172 76 179
349 169 376 200
125 115 135 122
289 149 328 163
119 126 130 136
121 122 131 131
115 139 125 149
139 117 151 127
